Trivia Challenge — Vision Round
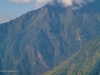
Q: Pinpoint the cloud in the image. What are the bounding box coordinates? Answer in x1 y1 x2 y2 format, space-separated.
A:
58 0 73 6
58 0 94 7
35 0 94 8
8 0 94 8
9 0 32 4
0 18 9 24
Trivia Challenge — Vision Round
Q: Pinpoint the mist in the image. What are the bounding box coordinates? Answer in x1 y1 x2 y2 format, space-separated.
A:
35 0 94 8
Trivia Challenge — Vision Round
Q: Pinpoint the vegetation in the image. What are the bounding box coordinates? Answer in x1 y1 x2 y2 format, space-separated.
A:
0 0 100 75
44 37 100 75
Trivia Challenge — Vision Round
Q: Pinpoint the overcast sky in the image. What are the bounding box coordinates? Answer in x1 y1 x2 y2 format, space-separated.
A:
0 0 94 24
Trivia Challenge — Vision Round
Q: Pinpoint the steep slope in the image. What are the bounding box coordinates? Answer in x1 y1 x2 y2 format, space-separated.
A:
44 36 100 75
0 0 100 75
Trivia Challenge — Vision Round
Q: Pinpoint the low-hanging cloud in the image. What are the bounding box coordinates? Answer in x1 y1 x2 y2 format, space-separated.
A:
35 0 94 8
58 0 73 6
58 0 94 7
9 0 94 8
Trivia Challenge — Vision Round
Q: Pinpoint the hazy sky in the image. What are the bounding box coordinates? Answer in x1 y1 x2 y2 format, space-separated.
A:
0 0 36 23
0 0 94 24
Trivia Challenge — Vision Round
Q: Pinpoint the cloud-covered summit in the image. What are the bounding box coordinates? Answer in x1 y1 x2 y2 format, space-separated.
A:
36 0 94 9
8 0 94 8
59 0 94 7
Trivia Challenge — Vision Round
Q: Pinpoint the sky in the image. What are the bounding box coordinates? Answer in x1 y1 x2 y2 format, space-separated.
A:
0 0 94 24
0 0 36 24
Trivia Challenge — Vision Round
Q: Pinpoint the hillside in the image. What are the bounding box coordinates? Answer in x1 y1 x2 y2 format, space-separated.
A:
44 37 100 75
0 0 100 75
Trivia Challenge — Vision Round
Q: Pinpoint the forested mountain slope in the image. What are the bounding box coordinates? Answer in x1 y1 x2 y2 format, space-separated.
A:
0 0 100 75
44 37 100 75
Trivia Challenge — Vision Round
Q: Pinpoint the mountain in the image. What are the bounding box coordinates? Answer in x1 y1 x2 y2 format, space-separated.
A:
44 36 100 75
0 0 100 75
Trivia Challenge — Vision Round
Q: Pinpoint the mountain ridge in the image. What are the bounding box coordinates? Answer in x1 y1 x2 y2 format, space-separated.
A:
0 0 100 75
44 36 100 75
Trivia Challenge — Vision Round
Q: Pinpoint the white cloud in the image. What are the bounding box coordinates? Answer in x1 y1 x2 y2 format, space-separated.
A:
58 0 73 6
57 0 94 7
8 0 95 8
9 0 32 4
0 18 9 24
35 0 94 8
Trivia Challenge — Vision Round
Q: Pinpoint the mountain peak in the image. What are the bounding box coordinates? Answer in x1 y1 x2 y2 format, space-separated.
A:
44 0 100 11
0 0 100 75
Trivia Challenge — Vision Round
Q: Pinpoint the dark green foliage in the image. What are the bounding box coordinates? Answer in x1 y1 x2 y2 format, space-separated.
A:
0 0 100 75
44 37 100 75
